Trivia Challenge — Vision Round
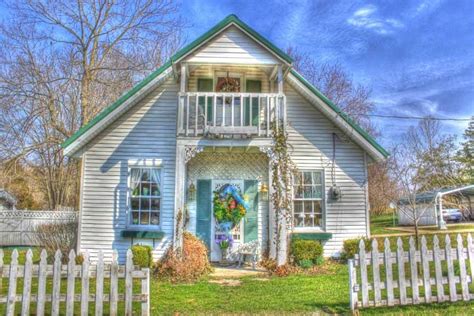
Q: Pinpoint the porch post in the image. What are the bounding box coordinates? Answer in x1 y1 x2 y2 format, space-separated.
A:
173 143 186 250
177 63 187 136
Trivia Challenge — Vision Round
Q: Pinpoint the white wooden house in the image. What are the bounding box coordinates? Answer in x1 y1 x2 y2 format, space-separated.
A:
63 15 388 262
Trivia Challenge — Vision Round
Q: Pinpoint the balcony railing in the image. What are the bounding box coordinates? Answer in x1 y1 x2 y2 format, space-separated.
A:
177 92 285 137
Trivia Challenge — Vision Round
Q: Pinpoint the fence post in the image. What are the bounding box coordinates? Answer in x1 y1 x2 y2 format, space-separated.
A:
125 249 133 315
95 250 104 316
445 235 457 302
433 235 444 302
420 236 432 303
409 237 420 304
467 234 474 292
348 259 357 311
396 238 407 305
6 249 18 316
371 239 381 305
358 239 369 307
66 250 76 316
456 234 470 301
81 251 90 316
384 238 394 306
21 249 33 316
37 249 48 316
52 249 62 316
0 249 3 295
110 250 119 316
142 268 150 316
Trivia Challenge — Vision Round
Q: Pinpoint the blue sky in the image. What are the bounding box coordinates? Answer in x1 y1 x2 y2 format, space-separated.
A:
181 0 473 147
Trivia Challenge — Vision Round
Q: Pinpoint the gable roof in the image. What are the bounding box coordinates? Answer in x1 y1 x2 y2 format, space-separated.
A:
62 14 388 160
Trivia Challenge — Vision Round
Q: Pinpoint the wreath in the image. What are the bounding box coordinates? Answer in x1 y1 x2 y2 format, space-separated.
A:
213 184 249 227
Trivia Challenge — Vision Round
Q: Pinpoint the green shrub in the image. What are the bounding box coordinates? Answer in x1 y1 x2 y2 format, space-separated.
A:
341 238 372 260
290 239 323 265
314 255 324 266
131 245 153 268
298 259 313 269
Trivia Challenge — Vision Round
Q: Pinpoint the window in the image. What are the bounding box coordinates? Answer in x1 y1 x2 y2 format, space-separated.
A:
129 168 161 227
293 171 324 228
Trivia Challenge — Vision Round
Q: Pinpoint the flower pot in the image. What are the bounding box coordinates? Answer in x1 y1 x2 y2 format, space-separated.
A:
220 247 229 264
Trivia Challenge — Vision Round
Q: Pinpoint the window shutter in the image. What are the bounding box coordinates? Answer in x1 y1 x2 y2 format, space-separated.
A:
196 179 212 248
197 79 213 122
244 180 259 242
245 80 261 126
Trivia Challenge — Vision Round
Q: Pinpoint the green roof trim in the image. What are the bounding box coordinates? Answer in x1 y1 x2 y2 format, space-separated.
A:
121 230 164 239
292 232 333 241
290 69 389 158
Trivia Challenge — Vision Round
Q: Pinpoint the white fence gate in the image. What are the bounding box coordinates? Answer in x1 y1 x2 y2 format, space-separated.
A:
0 210 77 246
0 248 150 315
349 234 474 310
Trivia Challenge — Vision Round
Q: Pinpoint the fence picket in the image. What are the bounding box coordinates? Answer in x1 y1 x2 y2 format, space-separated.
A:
81 251 90 316
36 249 48 316
6 249 18 316
51 249 62 316
0 249 3 298
66 250 76 315
359 240 369 307
110 250 119 316
456 234 470 301
125 249 133 315
420 236 432 303
409 237 420 304
396 238 407 305
21 249 33 316
348 259 357 311
141 268 150 316
384 238 394 305
445 235 457 302
95 250 104 316
371 239 381 304
433 236 444 302
467 234 474 291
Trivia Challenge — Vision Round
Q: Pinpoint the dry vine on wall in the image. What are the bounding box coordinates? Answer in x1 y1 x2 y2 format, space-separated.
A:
268 120 297 266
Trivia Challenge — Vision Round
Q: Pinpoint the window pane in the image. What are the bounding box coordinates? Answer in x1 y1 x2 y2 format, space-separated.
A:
150 212 159 225
294 212 304 227
312 186 322 199
313 201 322 213
150 183 160 197
294 200 303 213
131 212 139 225
304 214 313 227
304 200 312 214
141 198 150 210
151 199 160 211
303 172 313 185
141 182 150 196
303 186 312 199
314 214 322 227
312 172 322 185
131 198 140 211
140 212 149 225
141 169 150 182
294 184 304 199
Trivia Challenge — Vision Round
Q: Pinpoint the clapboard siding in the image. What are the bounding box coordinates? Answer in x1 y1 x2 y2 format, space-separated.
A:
285 83 368 257
79 78 178 263
186 26 279 65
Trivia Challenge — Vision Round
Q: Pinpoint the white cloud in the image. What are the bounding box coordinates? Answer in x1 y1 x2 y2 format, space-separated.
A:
347 4 404 35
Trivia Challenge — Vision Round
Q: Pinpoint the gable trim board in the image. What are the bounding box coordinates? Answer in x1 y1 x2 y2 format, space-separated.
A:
62 14 388 161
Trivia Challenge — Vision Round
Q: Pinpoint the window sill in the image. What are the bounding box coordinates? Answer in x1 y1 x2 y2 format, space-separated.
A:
291 231 333 241
121 230 164 240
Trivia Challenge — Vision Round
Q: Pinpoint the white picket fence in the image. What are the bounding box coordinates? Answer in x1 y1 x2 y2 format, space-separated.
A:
0 248 150 316
0 210 78 246
349 233 474 310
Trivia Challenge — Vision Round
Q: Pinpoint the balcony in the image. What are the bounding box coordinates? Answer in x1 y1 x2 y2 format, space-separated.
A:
177 92 286 137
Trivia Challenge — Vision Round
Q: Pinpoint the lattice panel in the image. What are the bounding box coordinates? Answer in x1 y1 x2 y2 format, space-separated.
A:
187 152 268 181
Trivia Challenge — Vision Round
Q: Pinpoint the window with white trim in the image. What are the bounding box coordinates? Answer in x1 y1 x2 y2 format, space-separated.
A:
129 167 161 227
293 171 324 228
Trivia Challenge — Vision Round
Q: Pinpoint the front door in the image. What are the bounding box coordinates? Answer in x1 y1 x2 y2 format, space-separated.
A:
210 180 244 262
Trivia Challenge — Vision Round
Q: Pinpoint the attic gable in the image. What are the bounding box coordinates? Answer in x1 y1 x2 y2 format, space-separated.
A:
185 25 280 65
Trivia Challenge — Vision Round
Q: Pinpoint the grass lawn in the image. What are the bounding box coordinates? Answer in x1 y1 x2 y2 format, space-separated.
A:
370 213 404 235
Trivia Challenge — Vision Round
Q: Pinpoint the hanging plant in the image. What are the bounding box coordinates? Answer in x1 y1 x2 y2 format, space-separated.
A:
213 184 248 227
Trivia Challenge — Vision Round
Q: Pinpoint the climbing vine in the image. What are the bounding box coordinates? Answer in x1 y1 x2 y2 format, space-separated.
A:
267 120 297 265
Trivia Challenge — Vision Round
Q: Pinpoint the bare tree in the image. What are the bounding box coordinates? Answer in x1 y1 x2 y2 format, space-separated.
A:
0 0 183 209
368 159 399 215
